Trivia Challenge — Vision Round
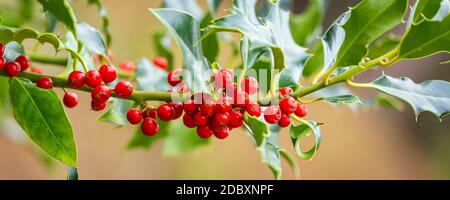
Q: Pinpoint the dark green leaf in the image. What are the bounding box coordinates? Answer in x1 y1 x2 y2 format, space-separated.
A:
367 34 401 59
76 22 108 58
368 74 450 120
407 0 449 27
152 31 174 70
399 14 450 60
290 0 328 46
290 120 321 160
9 78 77 166
151 9 211 93
334 0 407 68
200 13 220 63
37 0 78 35
136 58 170 92
87 0 112 47
97 98 133 126
162 119 210 156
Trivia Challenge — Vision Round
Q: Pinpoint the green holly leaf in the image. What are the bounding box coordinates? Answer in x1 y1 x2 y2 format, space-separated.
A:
243 114 298 179
87 0 112 47
135 58 170 92
368 74 450 120
162 119 210 156
399 14 450 60
367 34 401 59
407 0 449 27
76 22 108 59
290 0 328 46
309 0 408 78
97 98 133 127
37 0 78 35
0 26 85 66
150 9 211 93
8 78 77 166
153 31 174 70
61 32 95 77
290 120 321 160
208 0 309 86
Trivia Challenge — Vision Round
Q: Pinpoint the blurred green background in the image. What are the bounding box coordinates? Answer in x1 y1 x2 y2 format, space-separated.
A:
0 0 450 179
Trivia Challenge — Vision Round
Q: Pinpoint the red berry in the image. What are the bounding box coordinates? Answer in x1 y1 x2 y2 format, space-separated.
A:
214 128 230 139
37 77 53 89
85 70 102 88
118 61 136 72
214 112 230 126
30 68 42 74
279 87 293 97
212 120 227 132
63 92 79 108
142 108 157 119
0 57 6 70
183 99 198 115
194 112 209 126
15 55 30 71
216 96 232 113
167 69 182 86
241 76 258 95
245 103 262 117
157 104 174 121
91 100 107 111
264 106 282 124
168 102 183 119
5 62 21 76
183 113 197 128
197 126 214 139
214 69 234 90
278 114 291 127
91 85 111 103
127 109 143 125
229 110 244 128
200 99 216 117
0 43 5 56
68 71 86 88
233 91 249 107
295 103 308 117
141 118 159 136
114 81 133 98
99 64 117 84
153 57 169 70
280 97 297 115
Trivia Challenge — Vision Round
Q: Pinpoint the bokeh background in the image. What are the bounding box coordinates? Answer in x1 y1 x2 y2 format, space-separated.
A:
0 0 449 179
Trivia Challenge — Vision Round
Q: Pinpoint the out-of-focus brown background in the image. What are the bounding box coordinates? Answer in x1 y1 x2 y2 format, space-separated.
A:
0 0 449 180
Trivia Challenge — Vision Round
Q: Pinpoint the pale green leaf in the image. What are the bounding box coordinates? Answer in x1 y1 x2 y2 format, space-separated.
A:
37 0 78 35
290 121 321 160
368 74 450 120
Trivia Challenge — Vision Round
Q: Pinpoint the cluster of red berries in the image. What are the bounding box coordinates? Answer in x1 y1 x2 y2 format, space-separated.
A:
0 43 32 77
264 87 308 127
127 68 308 139
63 65 134 111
